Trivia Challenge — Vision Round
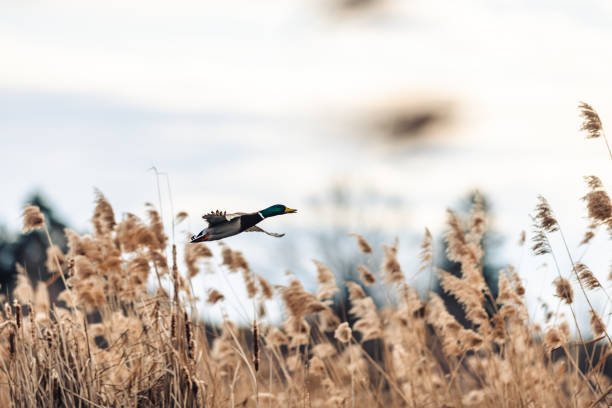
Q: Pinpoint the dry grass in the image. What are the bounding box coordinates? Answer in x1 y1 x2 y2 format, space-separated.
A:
2 104 612 407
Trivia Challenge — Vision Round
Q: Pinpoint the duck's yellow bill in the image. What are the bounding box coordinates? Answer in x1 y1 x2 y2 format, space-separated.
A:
284 207 297 213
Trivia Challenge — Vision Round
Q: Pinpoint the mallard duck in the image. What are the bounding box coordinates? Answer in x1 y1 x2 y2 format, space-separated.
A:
190 204 297 242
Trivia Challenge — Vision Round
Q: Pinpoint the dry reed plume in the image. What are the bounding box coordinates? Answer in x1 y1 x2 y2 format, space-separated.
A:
1 190 610 407
4 105 612 406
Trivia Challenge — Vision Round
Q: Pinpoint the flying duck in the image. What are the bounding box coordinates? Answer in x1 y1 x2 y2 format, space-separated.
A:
190 204 297 242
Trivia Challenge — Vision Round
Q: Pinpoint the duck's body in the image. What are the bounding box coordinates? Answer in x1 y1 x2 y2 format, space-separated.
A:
190 204 296 243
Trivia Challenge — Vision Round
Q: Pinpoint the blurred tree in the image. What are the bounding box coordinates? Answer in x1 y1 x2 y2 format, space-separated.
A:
0 193 68 298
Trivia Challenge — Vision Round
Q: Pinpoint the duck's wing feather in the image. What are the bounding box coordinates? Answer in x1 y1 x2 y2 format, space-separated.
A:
245 226 285 238
202 210 245 226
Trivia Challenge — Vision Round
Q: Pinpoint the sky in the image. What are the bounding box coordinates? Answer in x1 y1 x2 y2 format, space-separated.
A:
2 0 612 326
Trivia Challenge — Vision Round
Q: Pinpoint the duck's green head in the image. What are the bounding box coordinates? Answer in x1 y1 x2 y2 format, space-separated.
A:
260 204 297 218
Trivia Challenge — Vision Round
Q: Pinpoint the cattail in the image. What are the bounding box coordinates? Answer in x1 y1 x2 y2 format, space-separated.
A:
184 311 193 360
21 204 45 233
92 189 116 236
381 238 403 283
252 320 259 372
554 277 573 304
349 233 372 254
590 310 606 336
579 101 603 139
574 262 601 290
8 329 15 357
207 289 225 304
184 242 213 278
358 265 376 285
334 322 352 343
418 228 433 273
14 301 21 329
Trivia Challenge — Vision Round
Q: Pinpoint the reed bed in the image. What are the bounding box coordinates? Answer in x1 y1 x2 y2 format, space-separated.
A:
1 104 612 407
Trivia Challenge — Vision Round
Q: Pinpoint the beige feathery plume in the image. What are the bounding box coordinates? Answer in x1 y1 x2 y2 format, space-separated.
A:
574 262 601 290
544 323 568 351
582 178 612 223
45 245 65 274
92 190 116 236
381 238 403 283
313 260 338 300
207 289 224 304
418 228 433 274
265 327 289 347
146 204 167 251
345 281 366 299
553 277 573 304
175 211 189 225
590 310 606 336
533 196 559 233
357 265 376 285
256 274 274 299
13 265 33 304
579 101 603 139
21 205 44 233
518 230 526 246
334 322 351 343
184 242 212 278
312 343 336 359
349 233 372 254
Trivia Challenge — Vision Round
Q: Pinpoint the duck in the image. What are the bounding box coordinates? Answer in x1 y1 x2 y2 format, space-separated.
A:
190 204 297 242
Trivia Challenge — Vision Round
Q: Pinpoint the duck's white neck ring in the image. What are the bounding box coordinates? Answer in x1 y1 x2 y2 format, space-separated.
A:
258 212 264 219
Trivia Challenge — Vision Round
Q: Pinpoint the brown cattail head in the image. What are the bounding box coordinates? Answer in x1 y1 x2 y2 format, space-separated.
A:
21 205 45 233
553 277 574 304
252 320 259 372
349 233 372 254
579 101 603 139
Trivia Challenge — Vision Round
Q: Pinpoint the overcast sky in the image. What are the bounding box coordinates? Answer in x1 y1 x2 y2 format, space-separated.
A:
2 0 612 325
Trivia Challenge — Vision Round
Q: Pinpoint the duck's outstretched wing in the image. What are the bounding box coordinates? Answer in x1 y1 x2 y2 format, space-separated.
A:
202 210 244 226
245 226 285 238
